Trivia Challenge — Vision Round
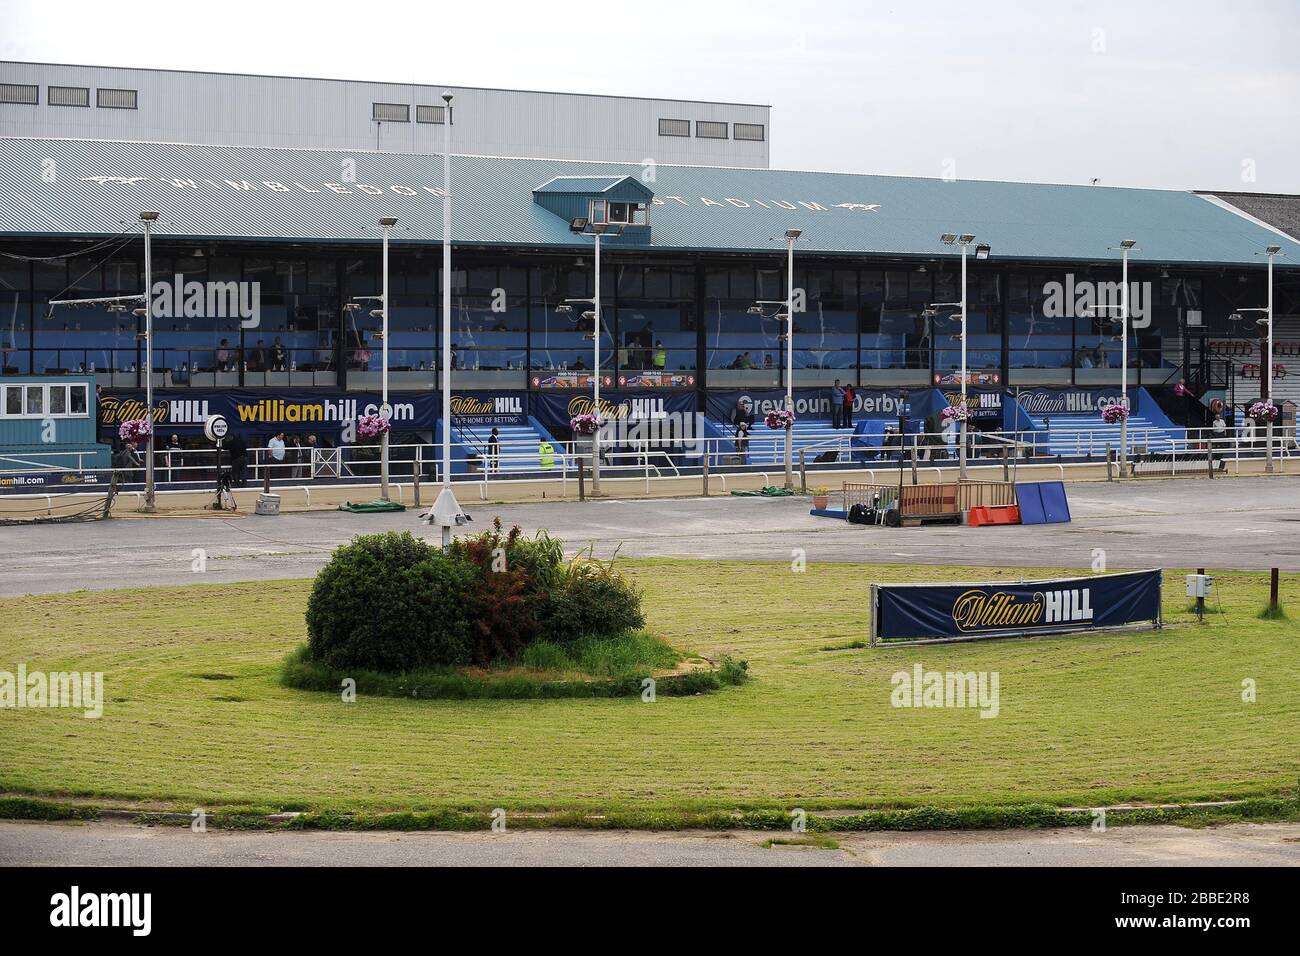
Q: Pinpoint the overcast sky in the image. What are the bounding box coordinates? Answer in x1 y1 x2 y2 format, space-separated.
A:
3 0 1297 192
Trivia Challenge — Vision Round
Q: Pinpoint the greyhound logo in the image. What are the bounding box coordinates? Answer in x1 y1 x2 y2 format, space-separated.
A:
834 202 882 212
80 176 149 186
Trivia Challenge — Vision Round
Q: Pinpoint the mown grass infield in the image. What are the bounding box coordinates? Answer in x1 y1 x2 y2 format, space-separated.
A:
1 560 1297 823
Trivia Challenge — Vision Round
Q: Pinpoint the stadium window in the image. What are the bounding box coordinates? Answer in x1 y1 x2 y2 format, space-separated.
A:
372 102 410 123
48 86 90 107
695 121 728 139
606 202 649 225
734 123 765 142
416 104 446 124
97 88 137 109
658 118 690 137
0 83 38 105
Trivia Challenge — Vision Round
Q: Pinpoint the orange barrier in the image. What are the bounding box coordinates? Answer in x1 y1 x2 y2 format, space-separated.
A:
968 505 1021 527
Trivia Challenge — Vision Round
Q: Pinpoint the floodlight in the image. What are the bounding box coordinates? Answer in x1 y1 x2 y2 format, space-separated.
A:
555 303 573 314
1266 244 1282 255
746 305 763 315
975 244 991 260
568 217 589 233
139 211 159 222
940 233 958 244
958 233 975 244
1120 239 1137 249
380 216 398 227
784 228 802 240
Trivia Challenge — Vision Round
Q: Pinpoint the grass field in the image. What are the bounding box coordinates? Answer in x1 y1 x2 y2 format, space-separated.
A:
1 560 1297 817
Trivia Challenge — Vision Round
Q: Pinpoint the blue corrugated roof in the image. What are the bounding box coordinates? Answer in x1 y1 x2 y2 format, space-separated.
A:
1 137 1296 267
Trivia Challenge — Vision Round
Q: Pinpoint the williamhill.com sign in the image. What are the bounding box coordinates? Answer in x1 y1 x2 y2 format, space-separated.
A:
871 570 1162 644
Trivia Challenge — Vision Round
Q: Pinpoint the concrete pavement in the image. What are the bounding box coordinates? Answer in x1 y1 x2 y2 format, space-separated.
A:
3 820 1298 866
1 475 1298 596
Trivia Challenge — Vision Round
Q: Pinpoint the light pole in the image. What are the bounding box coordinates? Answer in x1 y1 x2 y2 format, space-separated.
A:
747 228 802 489
928 233 990 480
420 91 462 547
1118 239 1136 477
1230 244 1284 473
558 219 622 496
140 210 159 510
378 215 396 500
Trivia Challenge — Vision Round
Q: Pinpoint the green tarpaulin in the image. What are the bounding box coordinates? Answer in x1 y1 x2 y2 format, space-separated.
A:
338 500 407 513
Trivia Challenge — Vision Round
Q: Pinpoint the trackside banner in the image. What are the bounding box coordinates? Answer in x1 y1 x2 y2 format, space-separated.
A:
871 569 1162 644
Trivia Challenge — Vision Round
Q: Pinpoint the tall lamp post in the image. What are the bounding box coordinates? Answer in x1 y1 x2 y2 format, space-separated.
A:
1084 240 1138 476
1229 243 1284 473
377 215 396 500
140 211 159 510
926 233 990 480
423 91 463 547
557 219 622 496
747 228 802 490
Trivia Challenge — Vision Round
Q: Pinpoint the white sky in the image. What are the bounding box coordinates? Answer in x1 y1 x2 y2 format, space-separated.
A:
2 0 1297 192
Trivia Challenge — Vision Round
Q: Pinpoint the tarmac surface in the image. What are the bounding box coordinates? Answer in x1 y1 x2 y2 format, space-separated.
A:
1 475 1298 596
3 820 1298 867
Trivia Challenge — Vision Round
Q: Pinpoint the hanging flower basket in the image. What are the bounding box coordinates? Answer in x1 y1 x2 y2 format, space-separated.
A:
118 418 153 445
939 404 970 423
1100 403 1129 424
356 414 392 440
765 408 796 430
569 413 604 436
1248 400 1279 423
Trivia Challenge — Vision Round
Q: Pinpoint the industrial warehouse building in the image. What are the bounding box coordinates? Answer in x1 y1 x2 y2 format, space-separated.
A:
0 120 1298 471
0 61 770 166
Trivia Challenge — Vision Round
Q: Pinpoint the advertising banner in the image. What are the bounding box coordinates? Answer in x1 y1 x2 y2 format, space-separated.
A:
532 391 697 434
871 569 1162 644
705 387 910 423
99 390 443 436
1013 387 1131 416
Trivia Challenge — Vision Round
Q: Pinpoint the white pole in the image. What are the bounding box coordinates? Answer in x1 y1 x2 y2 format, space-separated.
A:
959 240 968 481
441 93 453 546
1120 247 1130 478
380 221 390 500
592 232 602 496
1266 249 1275 473
142 215 155 510
785 233 795 490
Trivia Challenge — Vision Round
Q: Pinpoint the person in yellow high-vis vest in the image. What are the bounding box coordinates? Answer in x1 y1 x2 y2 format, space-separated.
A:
538 439 556 470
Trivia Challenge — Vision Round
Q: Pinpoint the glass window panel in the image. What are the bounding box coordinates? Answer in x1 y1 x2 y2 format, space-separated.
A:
69 384 87 414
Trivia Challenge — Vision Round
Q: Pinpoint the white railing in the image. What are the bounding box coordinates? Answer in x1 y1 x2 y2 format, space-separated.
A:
2 424 1293 499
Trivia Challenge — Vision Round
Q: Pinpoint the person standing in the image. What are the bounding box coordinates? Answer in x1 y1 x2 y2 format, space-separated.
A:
830 379 845 429
227 433 249 487
487 428 500 472
268 431 286 479
842 383 855 429
538 438 556 471
164 434 183 483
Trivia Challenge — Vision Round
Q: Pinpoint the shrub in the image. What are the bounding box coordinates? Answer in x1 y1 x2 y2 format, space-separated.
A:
306 532 476 671
450 519 552 663
541 556 644 644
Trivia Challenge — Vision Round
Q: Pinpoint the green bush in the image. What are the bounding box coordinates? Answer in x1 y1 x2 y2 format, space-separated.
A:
541 557 645 644
306 532 476 671
304 526 648 674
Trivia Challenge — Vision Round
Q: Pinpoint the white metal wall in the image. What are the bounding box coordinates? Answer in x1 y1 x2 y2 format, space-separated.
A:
0 62 771 167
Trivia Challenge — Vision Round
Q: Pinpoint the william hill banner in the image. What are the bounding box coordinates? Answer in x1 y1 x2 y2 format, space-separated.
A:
871 570 1162 644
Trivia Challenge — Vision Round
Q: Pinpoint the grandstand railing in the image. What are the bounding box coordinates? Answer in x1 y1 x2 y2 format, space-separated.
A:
1 424 1293 500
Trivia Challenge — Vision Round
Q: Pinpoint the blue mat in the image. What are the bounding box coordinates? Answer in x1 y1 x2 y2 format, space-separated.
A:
1015 481 1071 524
810 508 848 520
